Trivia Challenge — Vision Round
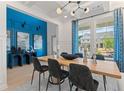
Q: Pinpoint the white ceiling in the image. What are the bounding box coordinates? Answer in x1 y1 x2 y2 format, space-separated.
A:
16 1 110 23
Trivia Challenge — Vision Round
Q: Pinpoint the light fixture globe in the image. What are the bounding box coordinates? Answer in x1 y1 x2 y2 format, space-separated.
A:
84 7 89 13
71 11 75 16
56 7 62 14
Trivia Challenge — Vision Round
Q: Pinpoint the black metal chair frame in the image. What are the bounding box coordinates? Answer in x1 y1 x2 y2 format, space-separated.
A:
46 58 69 91
68 63 99 91
31 57 48 91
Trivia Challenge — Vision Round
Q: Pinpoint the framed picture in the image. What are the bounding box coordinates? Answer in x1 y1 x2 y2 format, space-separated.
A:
17 32 29 50
34 35 42 49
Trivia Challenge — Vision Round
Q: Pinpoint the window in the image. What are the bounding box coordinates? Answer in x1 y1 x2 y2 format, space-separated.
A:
100 43 103 48
17 32 29 50
34 35 42 49
7 31 11 51
78 14 114 60
78 25 91 57
96 21 114 60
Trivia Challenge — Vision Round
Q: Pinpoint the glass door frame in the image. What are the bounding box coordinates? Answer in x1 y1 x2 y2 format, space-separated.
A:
78 12 114 58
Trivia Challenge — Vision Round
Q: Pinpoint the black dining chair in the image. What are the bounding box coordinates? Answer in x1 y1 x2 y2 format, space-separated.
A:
31 57 48 91
91 54 105 60
46 58 69 91
69 64 99 91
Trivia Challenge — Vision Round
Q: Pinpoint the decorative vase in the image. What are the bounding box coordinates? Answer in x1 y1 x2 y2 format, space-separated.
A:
92 53 97 64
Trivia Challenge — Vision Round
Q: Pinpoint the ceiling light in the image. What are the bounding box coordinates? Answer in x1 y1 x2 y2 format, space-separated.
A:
71 11 75 16
84 8 89 13
56 7 62 14
56 1 89 16
64 16 68 18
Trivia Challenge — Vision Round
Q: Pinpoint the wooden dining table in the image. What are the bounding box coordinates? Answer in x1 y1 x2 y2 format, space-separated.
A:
38 55 121 91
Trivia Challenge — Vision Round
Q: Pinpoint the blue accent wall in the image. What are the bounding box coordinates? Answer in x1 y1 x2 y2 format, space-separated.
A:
7 7 47 56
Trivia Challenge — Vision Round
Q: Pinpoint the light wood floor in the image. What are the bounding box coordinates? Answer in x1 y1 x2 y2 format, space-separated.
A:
5 63 35 90
5 62 66 91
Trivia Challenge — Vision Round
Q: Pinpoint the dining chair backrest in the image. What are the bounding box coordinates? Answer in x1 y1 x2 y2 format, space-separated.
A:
32 57 42 72
48 58 61 78
69 63 96 90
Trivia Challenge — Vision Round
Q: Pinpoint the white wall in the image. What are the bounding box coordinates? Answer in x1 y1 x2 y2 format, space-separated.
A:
47 22 58 55
110 1 124 11
0 3 7 90
58 21 72 54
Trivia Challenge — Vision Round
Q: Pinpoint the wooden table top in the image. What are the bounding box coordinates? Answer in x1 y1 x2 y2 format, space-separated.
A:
38 55 121 79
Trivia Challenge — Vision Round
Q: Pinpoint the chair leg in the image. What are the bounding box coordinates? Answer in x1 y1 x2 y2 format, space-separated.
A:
103 75 107 91
46 75 50 91
58 79 61 91
31 69 35 85
75 87 78 91
69 80 73 91
59 84 61 91
39 73 41 91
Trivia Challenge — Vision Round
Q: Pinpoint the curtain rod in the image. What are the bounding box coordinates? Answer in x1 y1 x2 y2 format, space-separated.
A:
74 7 124 21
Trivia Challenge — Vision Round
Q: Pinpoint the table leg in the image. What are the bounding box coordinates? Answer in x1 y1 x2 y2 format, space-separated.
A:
103 75 107 91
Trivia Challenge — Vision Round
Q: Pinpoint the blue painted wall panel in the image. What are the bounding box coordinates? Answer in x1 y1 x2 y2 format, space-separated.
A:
7 7 47 56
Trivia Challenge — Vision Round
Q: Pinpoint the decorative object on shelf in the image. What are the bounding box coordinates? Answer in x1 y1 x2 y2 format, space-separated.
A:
92 53 97 64
56 1 89 16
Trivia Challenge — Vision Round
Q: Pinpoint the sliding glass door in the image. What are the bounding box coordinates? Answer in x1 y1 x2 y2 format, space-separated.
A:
78 13 114 60
78 24 91 57
96 20 114 60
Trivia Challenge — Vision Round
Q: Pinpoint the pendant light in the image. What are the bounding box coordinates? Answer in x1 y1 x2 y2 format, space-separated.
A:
56 1 89 16
56 7 62 14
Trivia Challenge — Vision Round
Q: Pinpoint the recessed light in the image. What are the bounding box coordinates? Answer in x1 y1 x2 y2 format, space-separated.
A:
64 16 67 18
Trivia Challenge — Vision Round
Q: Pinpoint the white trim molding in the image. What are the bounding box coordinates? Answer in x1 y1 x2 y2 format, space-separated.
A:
0 3 7 90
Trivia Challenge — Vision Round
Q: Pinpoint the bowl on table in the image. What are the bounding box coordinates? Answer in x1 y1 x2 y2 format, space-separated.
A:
61 54 78 60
